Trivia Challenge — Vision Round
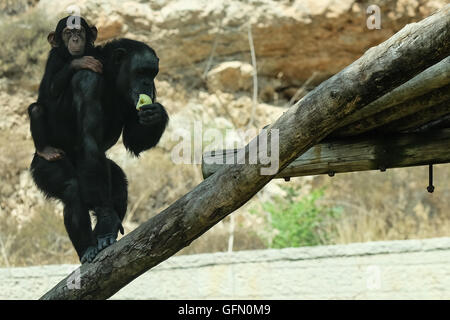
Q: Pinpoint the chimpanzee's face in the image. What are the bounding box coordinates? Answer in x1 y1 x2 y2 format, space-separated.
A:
116 49 159 106
62 26 86 56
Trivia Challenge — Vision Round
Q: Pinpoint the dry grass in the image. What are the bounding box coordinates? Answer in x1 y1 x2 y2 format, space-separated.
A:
0 203 78 267
312 164 450 244
117 147 203 226
0 0 38 16
0 8 52 92
177 215 266 256
3 160 448 266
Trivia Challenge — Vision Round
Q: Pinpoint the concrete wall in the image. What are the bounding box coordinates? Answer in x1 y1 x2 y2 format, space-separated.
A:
1 237 450 299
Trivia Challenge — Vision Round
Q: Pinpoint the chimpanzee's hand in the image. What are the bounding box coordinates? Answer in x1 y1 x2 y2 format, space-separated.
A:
71 56 103 73
138 103 167 126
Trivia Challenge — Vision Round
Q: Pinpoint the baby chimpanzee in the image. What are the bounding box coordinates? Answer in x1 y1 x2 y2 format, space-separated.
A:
28 16 102 161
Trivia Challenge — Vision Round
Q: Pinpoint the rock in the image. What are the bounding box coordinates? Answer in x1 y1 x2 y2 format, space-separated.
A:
36 0 448 90
206 61 254 93
224 96 285 128
96 15 126 41
214 117 234 129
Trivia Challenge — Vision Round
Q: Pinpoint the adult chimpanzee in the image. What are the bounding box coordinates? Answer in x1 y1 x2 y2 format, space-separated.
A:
29 16 102 161
30 17 169 263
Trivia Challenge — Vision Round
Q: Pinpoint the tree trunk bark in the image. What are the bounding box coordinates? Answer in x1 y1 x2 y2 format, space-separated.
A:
41 5 450 300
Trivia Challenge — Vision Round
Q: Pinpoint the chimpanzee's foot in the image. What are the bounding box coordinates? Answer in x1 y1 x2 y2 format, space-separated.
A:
80 246 98 264
37 146 65 161
97 233 117 250
94 207 124 251
97 223 124 250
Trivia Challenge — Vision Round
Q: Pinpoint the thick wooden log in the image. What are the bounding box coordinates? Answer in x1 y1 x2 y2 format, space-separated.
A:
202 129 450 179
333 84 450 137
41 6 450 300
336 56 450 129
409 113 450 132
380 100 450 132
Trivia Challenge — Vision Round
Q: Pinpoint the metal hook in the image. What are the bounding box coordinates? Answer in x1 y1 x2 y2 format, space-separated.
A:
427 164 435 193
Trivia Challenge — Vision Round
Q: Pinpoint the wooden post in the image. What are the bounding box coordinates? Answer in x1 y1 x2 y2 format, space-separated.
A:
202 129 450 179
335 56 450 129
333 85 450 137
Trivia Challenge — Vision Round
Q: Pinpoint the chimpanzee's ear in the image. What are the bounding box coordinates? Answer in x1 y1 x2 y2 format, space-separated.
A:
47 31 58 48
113 48 127 65
90 26 98 42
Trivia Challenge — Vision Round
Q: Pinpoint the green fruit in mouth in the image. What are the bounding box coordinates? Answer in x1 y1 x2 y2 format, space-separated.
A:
136 94 153 110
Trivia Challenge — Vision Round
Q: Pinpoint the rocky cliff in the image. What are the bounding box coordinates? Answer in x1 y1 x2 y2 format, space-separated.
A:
36 0 448 100
0 0 448 266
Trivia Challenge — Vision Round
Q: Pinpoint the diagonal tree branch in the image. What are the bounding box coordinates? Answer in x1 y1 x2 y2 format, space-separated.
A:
41 5 450 300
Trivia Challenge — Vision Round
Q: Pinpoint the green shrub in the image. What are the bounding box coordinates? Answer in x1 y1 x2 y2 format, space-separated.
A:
252 187 342 248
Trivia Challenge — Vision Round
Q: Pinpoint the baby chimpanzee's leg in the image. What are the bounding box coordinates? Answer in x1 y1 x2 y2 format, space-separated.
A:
37 146 65 161
28 103 65 161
